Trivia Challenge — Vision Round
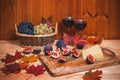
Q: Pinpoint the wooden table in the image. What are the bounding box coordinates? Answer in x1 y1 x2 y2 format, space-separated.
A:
0 40 120 80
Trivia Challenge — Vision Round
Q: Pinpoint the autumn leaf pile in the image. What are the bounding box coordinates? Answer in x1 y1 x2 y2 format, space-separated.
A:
0 47 45 76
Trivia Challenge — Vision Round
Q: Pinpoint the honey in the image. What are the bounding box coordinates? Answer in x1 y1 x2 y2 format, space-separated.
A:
87 35 102 44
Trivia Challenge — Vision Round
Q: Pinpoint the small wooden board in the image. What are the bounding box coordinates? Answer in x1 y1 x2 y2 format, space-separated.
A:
40 48 120 77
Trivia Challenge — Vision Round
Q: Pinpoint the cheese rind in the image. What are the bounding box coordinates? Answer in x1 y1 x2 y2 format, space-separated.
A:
82 45 103 60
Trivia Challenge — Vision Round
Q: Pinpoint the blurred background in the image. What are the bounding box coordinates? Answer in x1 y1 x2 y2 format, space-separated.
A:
0 0 120 40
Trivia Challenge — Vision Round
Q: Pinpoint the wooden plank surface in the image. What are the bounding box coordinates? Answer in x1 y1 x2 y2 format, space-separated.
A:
0 0 120 40
40 47 120 76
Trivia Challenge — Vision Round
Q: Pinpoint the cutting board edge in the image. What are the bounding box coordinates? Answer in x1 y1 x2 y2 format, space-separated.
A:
40 56 58 76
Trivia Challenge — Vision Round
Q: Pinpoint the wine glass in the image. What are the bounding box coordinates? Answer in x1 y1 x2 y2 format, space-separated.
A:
62 16 74 28
74 19 87 31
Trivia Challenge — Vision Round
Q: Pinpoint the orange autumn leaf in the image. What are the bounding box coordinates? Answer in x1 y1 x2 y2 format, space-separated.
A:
83 70 103 80
18 62 29 69
21 55 39 63
93 70 102 76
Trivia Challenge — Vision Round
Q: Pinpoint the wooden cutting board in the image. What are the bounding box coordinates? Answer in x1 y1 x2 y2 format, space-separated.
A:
40 48 120 77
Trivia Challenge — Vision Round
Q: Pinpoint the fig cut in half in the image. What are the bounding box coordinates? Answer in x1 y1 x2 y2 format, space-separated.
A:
86 54 95 64
51 52 59 59
23 47 32 54
44 50 52 55
73 51 81 58
58 56 67 63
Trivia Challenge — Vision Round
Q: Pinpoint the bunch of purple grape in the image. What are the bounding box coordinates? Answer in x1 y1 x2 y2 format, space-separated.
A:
17 22 34 35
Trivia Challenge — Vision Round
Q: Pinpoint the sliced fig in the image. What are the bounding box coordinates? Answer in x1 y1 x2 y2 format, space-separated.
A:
62 50 71 56
62 47 69 51
54 48 61 53
71 47 76 53
73 51 81 58
44 50 52 55
23 47 32 54
61 47 71 56
58 56 67 63
51 52 59 59
86 54 95 64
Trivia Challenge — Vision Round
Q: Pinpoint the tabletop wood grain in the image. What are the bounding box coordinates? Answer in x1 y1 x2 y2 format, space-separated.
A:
0 40 120 80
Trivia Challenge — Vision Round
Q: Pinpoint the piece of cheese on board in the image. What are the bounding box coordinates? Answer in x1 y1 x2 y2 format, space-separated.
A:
82 45 104 60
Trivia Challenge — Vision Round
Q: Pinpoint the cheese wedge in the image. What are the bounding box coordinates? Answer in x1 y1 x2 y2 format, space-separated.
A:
82 45 103 60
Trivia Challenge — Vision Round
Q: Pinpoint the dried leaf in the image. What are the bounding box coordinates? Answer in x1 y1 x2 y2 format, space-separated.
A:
15 50 23 59
18 62 29 69
1 63 21 75
21 55 38 63
41 17 46 24
26 65 45 76
83 70 103 80
1 51 23 64
1 54 16 63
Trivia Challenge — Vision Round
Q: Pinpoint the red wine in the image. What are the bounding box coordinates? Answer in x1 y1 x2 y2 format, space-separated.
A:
62 16 74 28
74 19 87 31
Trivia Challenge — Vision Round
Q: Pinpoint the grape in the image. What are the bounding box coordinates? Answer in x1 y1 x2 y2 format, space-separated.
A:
17 22 34 35
56 39 66 49
48 27 53 34
44 44 53 51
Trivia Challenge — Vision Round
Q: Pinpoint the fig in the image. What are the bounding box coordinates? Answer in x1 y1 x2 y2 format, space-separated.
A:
86 54 95 64
71 47 76 53
73 51 81 58
44 45 53 55
51 52 59 59
58 56 67 63
32 47 41 54
61 47 69 51
44 50 52 55
61 47 71 56
44 44 53 51
54 48 61 53
56 39 66 50
76 43 84 49
62 50 71 56
33 49 41 54
23 47 32 54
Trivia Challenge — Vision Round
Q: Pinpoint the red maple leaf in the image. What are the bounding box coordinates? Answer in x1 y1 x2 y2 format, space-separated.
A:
1 54 16 63
15 50 23 59
26 65 45 76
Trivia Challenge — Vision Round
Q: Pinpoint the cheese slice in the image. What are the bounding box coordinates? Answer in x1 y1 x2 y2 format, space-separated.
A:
82 45 103 60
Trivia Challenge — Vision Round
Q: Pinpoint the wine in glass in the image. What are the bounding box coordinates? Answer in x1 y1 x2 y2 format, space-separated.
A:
74 19 87 31
62 16 74 28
